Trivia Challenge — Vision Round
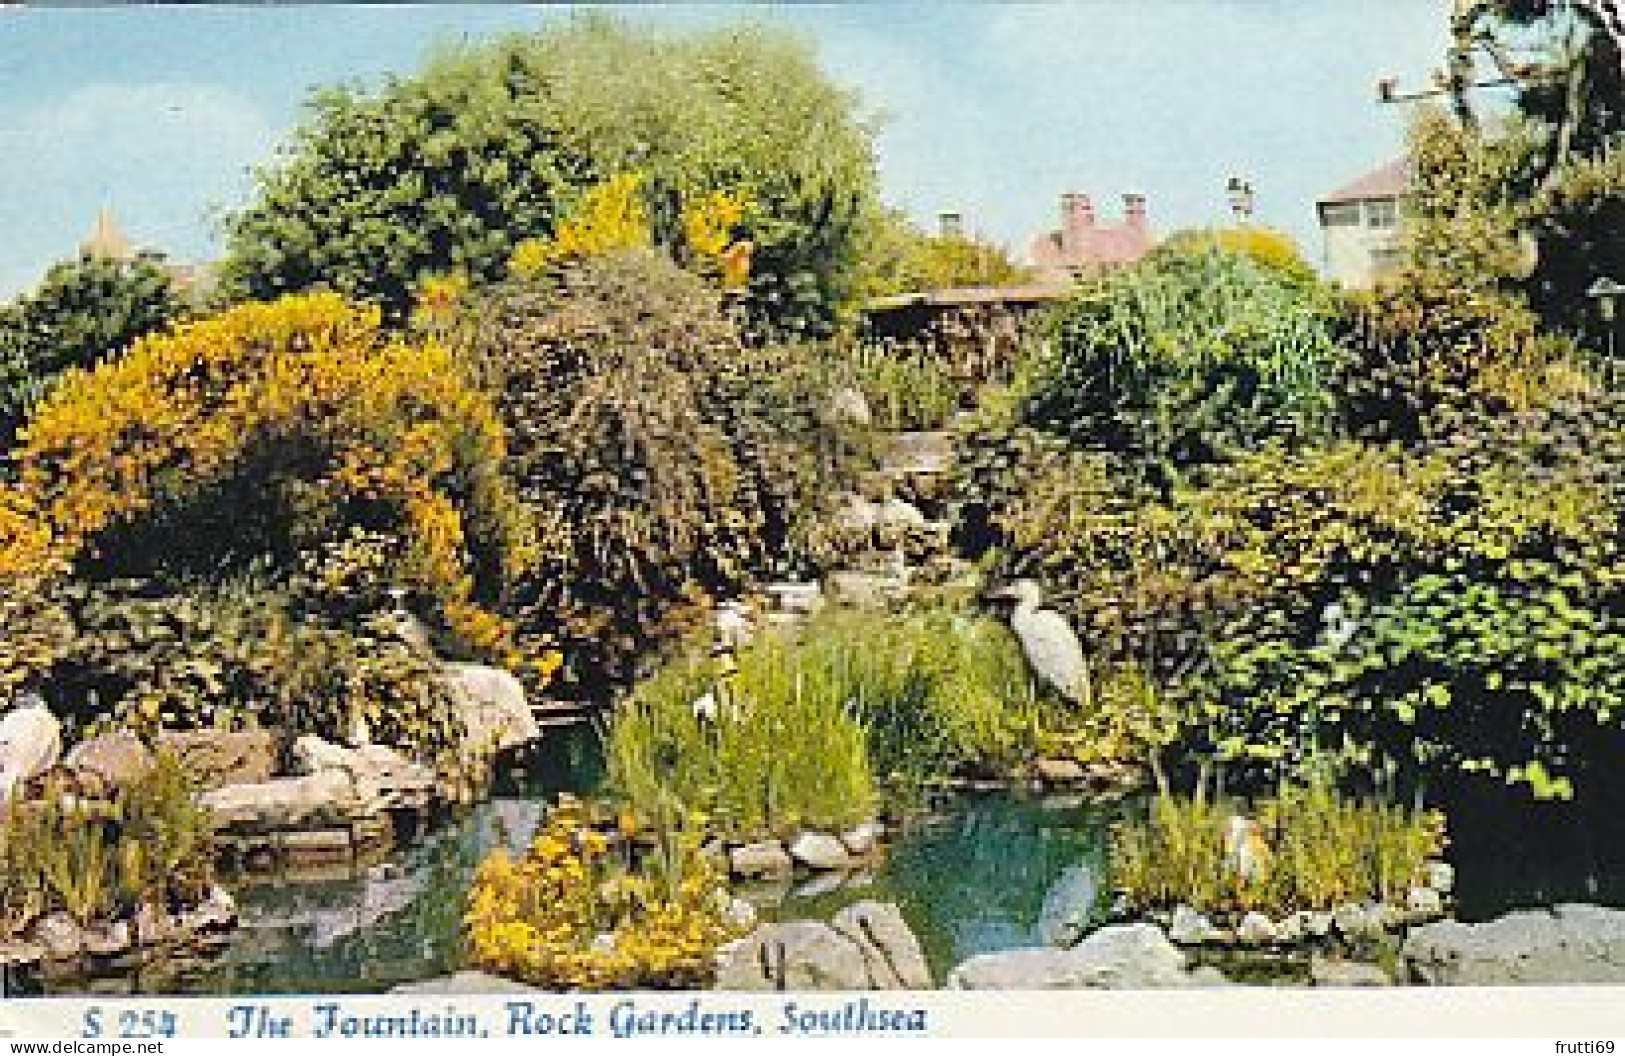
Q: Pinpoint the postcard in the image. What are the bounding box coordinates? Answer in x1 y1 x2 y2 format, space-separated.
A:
1 0 1624 1041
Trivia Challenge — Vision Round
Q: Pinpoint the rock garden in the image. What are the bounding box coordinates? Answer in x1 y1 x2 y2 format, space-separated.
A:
3 8 1625 998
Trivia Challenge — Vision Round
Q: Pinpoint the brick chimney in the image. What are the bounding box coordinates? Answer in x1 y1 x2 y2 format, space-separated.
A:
1122 192 1148 232
1060 192 1094 253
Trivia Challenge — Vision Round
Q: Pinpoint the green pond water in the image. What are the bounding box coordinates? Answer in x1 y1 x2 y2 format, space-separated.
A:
34 726 1625 995
76 728 1118 995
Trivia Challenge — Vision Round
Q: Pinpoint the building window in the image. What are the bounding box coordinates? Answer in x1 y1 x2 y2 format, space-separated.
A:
1365 198 1399 229
1320 202 1361 227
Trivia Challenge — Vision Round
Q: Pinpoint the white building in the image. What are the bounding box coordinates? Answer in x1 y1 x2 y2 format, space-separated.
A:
1315 157 1409 289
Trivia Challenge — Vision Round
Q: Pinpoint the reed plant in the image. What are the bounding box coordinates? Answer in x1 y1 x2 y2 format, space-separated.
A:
0 749 217 939
1111 772 1445 920
606 609 1049 839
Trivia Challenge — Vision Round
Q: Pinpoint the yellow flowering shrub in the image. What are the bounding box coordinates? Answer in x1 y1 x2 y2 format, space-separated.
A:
509 173 751 288
0 291 535 661
466 801 744 991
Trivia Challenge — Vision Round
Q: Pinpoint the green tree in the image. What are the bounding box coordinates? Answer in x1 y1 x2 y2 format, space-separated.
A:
0 253 184 447
219 16 880 339
1426 1 1625 343
858 209 1031 298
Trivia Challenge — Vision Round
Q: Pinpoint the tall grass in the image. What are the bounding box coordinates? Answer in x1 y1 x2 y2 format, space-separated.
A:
605 609 1049 839
1112 774 1444 919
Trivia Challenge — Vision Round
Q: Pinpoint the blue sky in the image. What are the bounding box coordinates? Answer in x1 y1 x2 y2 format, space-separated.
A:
0 2 1450 299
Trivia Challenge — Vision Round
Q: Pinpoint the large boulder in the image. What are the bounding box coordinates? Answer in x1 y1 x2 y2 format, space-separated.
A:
156 728 276 789
714 922 872 991
437 663 540 758
199 769 359 829
292 736 435 813
0 703 62 803
788 830 858 871
830 901 932 989
1404 904 1625 985
947 923 1223 989
64 730 155 798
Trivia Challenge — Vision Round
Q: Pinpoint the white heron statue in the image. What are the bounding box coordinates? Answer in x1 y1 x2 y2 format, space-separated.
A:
988 579 1092 708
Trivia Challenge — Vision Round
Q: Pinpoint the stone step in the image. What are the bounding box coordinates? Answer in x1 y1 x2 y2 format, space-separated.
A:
878 430 957 475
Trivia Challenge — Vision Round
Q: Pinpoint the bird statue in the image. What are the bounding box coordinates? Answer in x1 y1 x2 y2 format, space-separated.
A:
986 579 1092 708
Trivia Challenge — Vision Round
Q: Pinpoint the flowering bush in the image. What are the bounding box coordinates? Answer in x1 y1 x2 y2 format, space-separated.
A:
1 291 534 661
465 801 743 990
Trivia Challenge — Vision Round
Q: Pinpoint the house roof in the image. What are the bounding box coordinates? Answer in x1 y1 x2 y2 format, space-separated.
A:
79 208 136 261
1319 157 1411 205
1031 225 1154 268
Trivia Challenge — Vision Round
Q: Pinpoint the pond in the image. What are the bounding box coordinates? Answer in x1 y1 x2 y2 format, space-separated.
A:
34 728 1625 995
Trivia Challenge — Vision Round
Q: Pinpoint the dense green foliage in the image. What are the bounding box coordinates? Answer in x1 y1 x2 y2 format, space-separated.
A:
606 610 1051 839
0 254 185 446
1024 245 1343 491
2 752 216 936
220 16 879 338
1113 779 1444 919
465 250 826 702
859 209 1032 298
0 293 532 762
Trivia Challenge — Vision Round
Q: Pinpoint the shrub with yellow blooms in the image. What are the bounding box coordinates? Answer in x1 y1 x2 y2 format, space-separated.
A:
508 173 751 289
0 292 549 755
1 291 533 653
465 801 744 990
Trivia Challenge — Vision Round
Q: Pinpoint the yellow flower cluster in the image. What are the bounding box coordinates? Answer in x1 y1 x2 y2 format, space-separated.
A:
510 174 651 277
509 174 751 288
465 802 744 991
0 291 536 658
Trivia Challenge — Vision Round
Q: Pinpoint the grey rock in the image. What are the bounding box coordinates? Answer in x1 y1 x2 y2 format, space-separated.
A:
874 497 927 533
155 728 276 789
64 730 154 797
839 821 883 858
200 769 359 829
1237 911 1278 946
179 885 238 935
765 582 824 616
437 663 540 757
882 431 955 475
720 897 758 932
714 922 871 991
82 920 132 958
1311 956 1392 987
1407 886 1444 920
825 386 873 429
1404 903 1625 985
1037 864 1099 948
292 736 436 813
831 901 932 990
392 971 541 994
1274 912 1306 945
0 703 62 804
1425 861 1455 895
1301 910 1335 939
1168 905 1216 945
947 923 1215 989
788 830 857 871
0 940 46 967
31 912 84 960
826 570 907 610
133 902 176 948
730 841 793 879
1333 902 1385 940
1033 758 1087 784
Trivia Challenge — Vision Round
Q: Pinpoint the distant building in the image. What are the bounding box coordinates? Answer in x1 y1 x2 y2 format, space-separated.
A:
1027 192 1156 282
1315 157 1410 288
74 207 216 301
